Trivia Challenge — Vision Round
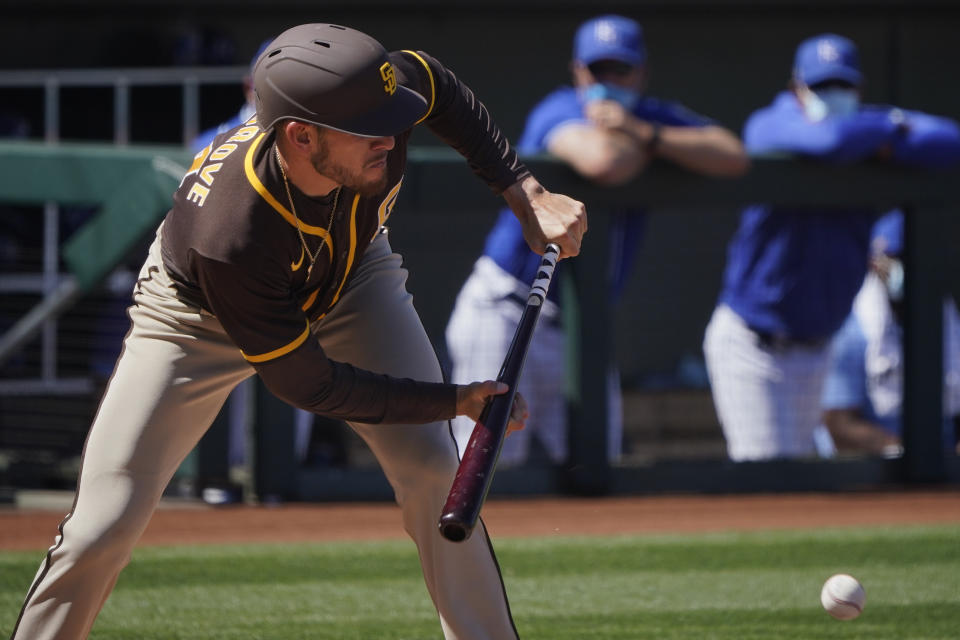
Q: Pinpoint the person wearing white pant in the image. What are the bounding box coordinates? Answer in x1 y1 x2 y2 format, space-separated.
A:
703 34 960 462
446 15 748 467
11 23 587 640
704 304 832 460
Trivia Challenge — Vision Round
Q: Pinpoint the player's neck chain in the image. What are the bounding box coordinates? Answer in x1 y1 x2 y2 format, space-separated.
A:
275 144 340 280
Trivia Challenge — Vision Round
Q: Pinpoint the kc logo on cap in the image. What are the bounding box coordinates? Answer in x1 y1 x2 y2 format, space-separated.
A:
817 40 841 63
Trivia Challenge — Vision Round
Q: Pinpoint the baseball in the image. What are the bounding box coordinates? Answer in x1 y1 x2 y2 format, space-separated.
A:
820 574 866 620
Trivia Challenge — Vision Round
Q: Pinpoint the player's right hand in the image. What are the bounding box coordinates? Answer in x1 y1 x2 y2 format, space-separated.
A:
455 381 529 434
502 176 587 259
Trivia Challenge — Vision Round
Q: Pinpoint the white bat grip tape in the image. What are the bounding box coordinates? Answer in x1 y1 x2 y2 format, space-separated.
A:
527 244 560 305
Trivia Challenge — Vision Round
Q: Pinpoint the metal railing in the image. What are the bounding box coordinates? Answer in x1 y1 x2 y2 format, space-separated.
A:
0 66 245 395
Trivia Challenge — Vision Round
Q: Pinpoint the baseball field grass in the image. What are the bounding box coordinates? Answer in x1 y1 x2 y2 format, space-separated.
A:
2 524 958 639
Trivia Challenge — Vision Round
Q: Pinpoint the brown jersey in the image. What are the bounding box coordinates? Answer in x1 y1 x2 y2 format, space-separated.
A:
159 50 529 424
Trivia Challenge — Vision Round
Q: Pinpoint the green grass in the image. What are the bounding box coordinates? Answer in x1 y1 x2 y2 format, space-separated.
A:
2 525 959 639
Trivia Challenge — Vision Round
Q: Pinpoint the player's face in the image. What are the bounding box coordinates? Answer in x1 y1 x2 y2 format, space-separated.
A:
573 60 645 91
311 128 395 196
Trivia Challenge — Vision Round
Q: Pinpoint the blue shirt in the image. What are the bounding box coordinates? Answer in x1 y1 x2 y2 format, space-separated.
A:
482 86 712 302
720 92 960 340
192 103 256 152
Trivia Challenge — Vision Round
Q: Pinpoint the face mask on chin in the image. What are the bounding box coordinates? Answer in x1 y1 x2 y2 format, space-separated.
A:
800 85 860 122
884 258 904 302
581 83 641 110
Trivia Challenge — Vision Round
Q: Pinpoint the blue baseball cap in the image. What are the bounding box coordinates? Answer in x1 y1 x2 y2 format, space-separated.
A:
871 210 904 256
574 15 646 66
793 33 863 87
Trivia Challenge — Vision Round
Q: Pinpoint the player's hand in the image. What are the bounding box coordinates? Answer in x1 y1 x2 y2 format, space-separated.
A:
455 381 529 434
585 99 633 132
503 176 587 259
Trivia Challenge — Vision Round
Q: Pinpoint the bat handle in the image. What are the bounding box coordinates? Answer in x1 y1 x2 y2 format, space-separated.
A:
529 243 560 304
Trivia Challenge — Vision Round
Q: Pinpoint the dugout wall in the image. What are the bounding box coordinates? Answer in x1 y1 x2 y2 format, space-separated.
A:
2 0 960 500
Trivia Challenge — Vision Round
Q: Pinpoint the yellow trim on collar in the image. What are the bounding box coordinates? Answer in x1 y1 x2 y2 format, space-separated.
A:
241 320 311 363
243 132 333 257
402 50 435 124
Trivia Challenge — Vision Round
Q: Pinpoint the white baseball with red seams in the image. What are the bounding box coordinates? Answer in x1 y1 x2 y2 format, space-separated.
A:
821 573 866 620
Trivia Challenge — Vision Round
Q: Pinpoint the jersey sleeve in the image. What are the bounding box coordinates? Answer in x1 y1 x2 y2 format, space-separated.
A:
744 94 899 163
640 98 715 128
390 49 530 194
192 253 455 424
821 314 869 411
887 109 960 168
521 90 587 153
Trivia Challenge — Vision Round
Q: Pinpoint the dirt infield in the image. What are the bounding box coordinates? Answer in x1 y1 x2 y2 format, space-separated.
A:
2 490 959 551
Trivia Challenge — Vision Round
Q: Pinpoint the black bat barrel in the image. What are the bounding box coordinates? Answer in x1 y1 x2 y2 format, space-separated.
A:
438 244 560 542
438 304 539 541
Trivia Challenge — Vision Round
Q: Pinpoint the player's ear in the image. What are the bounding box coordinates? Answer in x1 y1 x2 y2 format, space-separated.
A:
280 121 314 153
295 125 311 146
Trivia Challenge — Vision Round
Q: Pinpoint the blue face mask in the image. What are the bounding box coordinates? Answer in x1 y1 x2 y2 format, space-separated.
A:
884 258 904 302
801 87 860 122
581 83 641 110
817 88 860 117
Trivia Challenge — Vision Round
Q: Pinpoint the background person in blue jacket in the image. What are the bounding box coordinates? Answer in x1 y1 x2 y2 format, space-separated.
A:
820 210 960 457
446 14 748 467
703 33 960 462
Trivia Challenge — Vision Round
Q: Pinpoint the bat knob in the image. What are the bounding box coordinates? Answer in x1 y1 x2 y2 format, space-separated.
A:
438 513 471 542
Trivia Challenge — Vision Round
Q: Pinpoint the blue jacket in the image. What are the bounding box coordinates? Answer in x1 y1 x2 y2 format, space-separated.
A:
482 86 712 302
720 92 960 340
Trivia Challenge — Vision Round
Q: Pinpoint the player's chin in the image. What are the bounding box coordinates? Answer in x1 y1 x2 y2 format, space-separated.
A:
354 167 389 197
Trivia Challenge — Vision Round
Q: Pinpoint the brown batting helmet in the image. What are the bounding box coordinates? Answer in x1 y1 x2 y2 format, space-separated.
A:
253 24 428 137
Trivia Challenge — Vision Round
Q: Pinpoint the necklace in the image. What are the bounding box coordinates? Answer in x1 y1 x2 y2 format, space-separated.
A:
275 145 340 279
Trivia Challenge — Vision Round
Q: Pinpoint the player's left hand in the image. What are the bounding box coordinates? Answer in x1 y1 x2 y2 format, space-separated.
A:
455 381 529 433
503 176 587 259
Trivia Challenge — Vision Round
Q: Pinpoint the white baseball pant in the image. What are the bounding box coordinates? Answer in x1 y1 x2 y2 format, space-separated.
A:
703 304 832 461
446 257 622 466
11 228 518 640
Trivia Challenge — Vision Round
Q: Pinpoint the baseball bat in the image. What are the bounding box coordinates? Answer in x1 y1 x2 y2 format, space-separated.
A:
438 243 562 542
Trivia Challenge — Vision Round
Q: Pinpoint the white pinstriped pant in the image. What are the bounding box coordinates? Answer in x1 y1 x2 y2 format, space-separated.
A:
703 304 832 461
12 228 517 640
446 257 622 466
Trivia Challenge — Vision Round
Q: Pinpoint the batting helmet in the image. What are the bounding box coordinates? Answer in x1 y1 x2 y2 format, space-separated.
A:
252 24 428 137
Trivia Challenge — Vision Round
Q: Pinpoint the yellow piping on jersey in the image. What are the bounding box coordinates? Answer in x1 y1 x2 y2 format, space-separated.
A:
291 245 305 272
402 50 435 124
241 320 311 363
301 287 319 311
329 193 360 308
244 132 334 259
305 193 360 317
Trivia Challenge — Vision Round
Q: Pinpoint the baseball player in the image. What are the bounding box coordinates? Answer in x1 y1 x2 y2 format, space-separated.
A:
703 33 960 462
11 23 586 640
446 15 748 467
